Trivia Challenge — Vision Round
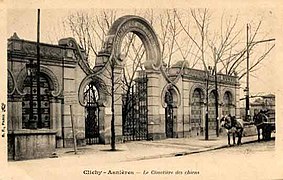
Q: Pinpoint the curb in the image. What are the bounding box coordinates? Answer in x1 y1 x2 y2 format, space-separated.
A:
126 138 264 162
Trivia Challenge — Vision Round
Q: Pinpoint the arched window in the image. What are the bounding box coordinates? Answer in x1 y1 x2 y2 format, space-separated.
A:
191 88 203 131
208 90 217 130
22 73 51 129
223 91 233 116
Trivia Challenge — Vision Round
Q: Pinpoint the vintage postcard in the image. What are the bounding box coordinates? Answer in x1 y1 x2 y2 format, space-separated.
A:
1 0 283 179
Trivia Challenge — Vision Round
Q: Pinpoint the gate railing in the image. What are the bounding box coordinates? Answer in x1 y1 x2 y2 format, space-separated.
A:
84 82 100 145
122 75 148 141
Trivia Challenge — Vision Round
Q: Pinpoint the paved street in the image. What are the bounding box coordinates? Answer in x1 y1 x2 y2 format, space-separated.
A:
2 134 282 180
121 141 281 180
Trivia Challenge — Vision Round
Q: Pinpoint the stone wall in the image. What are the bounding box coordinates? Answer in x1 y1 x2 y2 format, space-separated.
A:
7 35 91 160
7 32 240 161
8 129 56 160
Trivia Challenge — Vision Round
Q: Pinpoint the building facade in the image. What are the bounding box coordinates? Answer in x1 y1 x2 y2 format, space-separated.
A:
7 15 240 160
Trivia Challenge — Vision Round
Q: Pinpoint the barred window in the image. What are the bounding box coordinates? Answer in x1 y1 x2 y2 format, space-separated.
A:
222 91 233 116
191 89 203 127
22 73 51 129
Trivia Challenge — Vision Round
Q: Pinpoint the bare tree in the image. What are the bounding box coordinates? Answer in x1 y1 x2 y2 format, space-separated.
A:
62 9 275 145
176 9 211 71
175 9 275 80
64 10 117 67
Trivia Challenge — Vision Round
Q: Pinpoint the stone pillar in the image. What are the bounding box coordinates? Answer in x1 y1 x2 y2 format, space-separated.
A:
201 103 206 136
176 82 183 138
8 95 22 160
183 82 190 137
146 70 164 140
184 103 191 137
101 65 123 144
173 107 180 138
62 103 73 148
113 66 123 143
98 105 105 144
50 97 63 147
73 102 86 146
8 95 22 131
50 97 57 130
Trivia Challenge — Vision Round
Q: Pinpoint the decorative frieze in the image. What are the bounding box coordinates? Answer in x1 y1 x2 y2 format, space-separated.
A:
7 36 80 63
175 67 238 85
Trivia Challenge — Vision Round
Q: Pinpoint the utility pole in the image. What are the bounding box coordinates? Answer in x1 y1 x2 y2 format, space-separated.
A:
205 72 209 140
245 24 250 121
36 9 42 128
214 48 219 137
245 23 275 122
205 66 212 140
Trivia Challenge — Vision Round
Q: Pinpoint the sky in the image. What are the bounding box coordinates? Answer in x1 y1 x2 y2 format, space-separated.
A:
6 8 278 101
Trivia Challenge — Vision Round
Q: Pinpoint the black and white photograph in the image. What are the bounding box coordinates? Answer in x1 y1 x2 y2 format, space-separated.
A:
1 1 283 179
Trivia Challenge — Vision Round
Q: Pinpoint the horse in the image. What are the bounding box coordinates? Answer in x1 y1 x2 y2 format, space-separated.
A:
220 114 244 146
253 110 269 142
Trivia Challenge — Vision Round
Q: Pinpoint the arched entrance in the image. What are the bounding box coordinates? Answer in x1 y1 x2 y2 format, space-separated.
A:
83 82 100 145
79 75 107 144
162 85 180 139
81 15 162 143
223 91 233 116
191 88 204 136
165 90 174 138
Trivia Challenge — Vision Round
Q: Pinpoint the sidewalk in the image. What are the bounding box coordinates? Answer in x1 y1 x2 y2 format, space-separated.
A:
4 133 277 180
54 133 273 163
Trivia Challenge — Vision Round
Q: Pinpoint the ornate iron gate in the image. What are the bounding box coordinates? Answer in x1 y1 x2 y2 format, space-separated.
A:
122 75 148 141
84 82 100 145
165 91 174 138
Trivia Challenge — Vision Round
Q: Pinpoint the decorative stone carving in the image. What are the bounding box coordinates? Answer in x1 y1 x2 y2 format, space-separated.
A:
101 35 115 54
40 66 61 97
101 15 162 71
15 67 28 96
182 68 238 85
22 42 36 54
161 84 181 108
22 42 62 59
59 37 93 75
7 69 16 95
16 66 61 97
78 75 108 107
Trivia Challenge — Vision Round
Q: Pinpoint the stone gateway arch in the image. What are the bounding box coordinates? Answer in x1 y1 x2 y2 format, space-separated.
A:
100 15 162 70
7 15 240 160
80 15 165 143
